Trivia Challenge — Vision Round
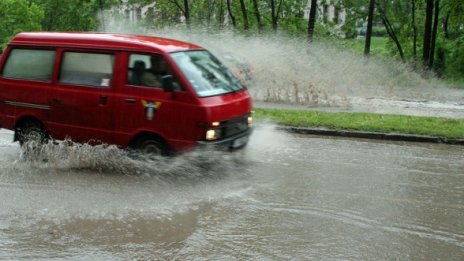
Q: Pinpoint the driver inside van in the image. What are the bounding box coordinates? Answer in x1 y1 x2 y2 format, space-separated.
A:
141 55 167 87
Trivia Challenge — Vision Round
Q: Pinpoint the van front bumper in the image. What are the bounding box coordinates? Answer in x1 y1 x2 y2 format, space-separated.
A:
197 128 252 150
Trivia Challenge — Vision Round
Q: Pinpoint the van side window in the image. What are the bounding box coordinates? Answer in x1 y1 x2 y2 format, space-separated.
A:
60 52 114 87
128 54 166 88
1 49 55 81
128 54 150 86
128 54 182 90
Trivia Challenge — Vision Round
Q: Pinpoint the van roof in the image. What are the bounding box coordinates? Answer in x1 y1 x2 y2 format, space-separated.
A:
10 32 203 53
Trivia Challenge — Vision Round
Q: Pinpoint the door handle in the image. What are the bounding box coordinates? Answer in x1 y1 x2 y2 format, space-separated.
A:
125 98 136 103
52 98 60 105
100 96 107 105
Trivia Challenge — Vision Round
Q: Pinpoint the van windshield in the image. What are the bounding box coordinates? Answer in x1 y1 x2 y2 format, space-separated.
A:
170 50 244 97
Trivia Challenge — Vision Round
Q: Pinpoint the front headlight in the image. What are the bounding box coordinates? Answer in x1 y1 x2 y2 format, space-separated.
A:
206 129 221 140
247 116 253 125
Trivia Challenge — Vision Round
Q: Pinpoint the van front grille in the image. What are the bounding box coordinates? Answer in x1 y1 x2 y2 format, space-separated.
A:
220 113 250 138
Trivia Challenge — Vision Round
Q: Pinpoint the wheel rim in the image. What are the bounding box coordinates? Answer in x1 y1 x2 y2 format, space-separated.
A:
140 140 164 155
17 122 47 146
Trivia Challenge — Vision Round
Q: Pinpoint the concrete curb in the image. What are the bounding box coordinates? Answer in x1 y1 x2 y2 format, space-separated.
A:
277 126 464 145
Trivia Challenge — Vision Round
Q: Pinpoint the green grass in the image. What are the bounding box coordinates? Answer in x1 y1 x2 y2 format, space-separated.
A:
340 36 390 56
254 108 464 139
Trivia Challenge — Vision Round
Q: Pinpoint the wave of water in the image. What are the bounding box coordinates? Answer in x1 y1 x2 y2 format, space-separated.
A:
102 18 463 107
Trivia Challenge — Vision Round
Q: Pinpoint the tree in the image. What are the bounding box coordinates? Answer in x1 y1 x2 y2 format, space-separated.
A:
206 0 217 28
239 0 249 30
337 0 369 38
364 0 375 56
33 0 107 31
377 2 405 61
423 0 434 67
429 0 440 68
226 0 237 29
216 0 226 28
0 0 44 49
168 0 191 28
411 0 418 59
252 0 263 32
307 0 318 42
270 0 283 32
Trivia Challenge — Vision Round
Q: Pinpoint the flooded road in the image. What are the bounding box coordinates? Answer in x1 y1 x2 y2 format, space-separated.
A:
1 126 463 260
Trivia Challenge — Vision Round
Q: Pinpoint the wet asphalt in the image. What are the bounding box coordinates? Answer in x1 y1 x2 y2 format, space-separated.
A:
0 125 463 260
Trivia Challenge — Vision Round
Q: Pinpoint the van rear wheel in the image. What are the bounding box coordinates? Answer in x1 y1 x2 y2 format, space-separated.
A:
15 120 49 160
15 120 48 146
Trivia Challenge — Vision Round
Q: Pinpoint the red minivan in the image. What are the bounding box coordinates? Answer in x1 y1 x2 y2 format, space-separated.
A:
0 32 253 154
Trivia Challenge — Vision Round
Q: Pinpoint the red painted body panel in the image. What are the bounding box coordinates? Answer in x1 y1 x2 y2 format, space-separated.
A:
0 32 252 152
9 32 202 53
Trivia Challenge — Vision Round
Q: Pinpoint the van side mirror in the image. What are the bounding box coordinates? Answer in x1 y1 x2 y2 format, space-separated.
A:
162 75 174 92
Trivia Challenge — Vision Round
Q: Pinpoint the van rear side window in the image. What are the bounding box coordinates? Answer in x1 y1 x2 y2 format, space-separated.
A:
1 49 55 81
59 52 114 87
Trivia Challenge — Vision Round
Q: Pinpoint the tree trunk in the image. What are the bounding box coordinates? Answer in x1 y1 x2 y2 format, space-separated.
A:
183 0 190 27
206 0 215 28
380 9 405 61
217 0 225 28
239 0 249 30
270 0 277 31
98 0 105 31
443 11 450 39
364 0 375 56
252 0 263 32
307 0 318 43
429 0 440 68
411 0 418 59
423 0 434 67
270 0 283 32
170 0 190 28
226 0 236 28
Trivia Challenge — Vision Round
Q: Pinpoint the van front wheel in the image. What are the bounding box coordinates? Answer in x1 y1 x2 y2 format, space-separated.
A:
132 136 171 156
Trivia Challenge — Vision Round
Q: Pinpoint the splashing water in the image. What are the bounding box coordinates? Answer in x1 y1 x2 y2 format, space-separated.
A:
103 17 463 106
2 18 464 172
2 139 248 182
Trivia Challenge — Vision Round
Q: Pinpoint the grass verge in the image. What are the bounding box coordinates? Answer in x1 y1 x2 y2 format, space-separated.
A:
339 36 390 56
254 108 464 139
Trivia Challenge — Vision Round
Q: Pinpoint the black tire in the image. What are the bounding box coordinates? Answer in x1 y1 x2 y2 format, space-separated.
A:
15 120 48 146
132 136 171 156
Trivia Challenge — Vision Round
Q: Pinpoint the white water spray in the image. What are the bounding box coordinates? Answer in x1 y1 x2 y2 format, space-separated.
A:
102 15 464 110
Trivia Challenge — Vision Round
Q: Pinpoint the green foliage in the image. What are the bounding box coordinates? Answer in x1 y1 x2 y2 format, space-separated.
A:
280 16 307 36
337 0 368 39
278 0 308 36
444 35 464 80
340 36 390 56
142 1 183 29
0 0 462 81
0 0 44 49
32 0 113 31
341 19 358 39
371 26 387 37
254 108 464 139
440 1 464 80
